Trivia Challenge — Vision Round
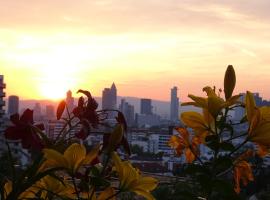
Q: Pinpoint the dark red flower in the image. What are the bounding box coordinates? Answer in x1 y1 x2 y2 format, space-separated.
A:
4 109 44 150
73 90 101 140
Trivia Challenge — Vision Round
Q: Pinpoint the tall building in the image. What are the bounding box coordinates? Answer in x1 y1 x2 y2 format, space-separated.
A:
66 90 74 109
45 105 55 119
33 103 42 121
8 95 19 116
170 86 179 122
140 98 152 115
102 83 117 110
119 99 135 127
0 75 6 134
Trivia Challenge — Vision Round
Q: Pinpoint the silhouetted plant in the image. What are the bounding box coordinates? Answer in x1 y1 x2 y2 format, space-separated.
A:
1 90 158 200
168 65 270 199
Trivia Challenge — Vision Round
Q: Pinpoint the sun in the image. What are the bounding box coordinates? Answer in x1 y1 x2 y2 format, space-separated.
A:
38 64 78 100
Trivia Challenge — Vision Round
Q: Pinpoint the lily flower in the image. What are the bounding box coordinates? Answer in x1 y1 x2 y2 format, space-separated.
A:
245 91 270 155
112 152 158 200
38 176 76 199
4 109 45 150
43 143 100 174
182 86 241 119
233 150 254 193
168 127 200 163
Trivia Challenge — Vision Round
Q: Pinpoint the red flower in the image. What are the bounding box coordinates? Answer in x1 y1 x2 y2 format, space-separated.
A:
4 109 44 150
73 90 101 140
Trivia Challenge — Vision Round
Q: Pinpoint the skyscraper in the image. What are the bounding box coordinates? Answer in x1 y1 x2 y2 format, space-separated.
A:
0 75 6 134
8 95 19 115
102 83 117 110
119 99 135 127
46 105 55 119
140 98 152 115
170 86 179 122
33 103 42 121
66 90 75 111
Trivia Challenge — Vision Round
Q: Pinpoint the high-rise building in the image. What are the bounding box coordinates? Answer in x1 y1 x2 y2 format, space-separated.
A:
0 75 6 134
170 86 179 122
102 83 117 110
45 105 55 119
140 98 152 115
33 103 42 121
119 99 135 127
66 90 75 111
8 95 19 116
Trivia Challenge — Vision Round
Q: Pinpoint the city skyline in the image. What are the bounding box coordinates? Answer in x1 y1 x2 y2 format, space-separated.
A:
1 1 270 101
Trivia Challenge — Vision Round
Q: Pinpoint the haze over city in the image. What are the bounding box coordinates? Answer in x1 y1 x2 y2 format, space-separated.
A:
1 0 270 101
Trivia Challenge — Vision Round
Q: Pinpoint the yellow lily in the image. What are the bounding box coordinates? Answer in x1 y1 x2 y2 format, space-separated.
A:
37 176 76 199
112 152 158 200
245 91 270 155
182 86 241 119
43 143 100 174
3 180 38 199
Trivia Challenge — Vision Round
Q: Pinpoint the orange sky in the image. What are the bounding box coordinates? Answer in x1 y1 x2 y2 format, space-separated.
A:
1 0 270 101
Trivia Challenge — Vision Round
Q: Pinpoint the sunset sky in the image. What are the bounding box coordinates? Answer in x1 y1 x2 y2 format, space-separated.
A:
1 0 270 101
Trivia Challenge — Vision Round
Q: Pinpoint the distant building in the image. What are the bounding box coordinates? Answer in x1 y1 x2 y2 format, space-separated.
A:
45 105 55 120
33 103 42 121
45 120 81 139
8 95 19 116
136 113 161 128
234 92 270 121
0 75 6 153
170 86 179 122
119 99 135 127
66 90 75 112
102 83 117 110
0 75 6 133
140 98 152 115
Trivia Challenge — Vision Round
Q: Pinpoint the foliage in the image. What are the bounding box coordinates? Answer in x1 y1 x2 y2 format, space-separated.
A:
168 65 270 199
1 90 158 200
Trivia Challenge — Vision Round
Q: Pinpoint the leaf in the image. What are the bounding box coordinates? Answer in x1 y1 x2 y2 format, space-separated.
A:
108 125 124 152
116 112 127 132
77 89 92 98
56 100 66 120
219 142 235 152
224 65 236 100
215 156 232 174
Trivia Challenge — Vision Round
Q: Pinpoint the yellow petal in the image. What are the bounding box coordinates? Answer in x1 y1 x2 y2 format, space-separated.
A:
43 148 67 168
131 177 158 192
187 94 208 108
246 91 256 124
64 143 86 173
181 112 207 130
133 188 156 200
250 121 270 145
207 96 224 118
203 86 217 97
83 144 100 165
97 187 116 200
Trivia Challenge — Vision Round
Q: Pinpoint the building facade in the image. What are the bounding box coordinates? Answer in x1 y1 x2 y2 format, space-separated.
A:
0 75 6 134
119 99 135 127
170 86 179 122
102 83 117 110
140 98 152 115
8 95 19 116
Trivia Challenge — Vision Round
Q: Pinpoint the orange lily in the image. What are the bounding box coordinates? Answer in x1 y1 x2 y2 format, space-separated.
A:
168 127 200 163
245 91 270 156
